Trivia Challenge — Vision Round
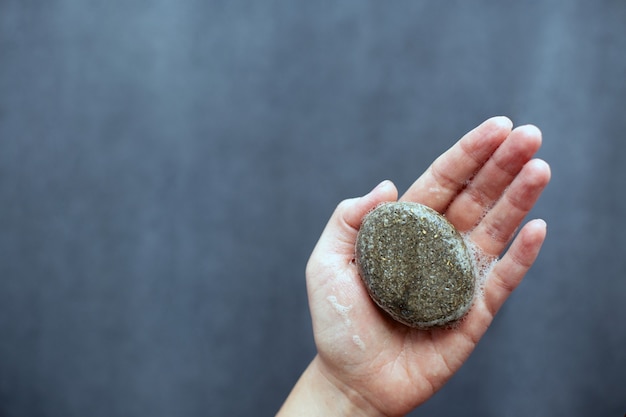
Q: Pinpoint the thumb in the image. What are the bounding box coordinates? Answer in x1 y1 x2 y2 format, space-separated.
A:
311 180 398 262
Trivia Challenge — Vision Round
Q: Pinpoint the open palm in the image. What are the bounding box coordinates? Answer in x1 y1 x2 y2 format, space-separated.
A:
304 117 551 416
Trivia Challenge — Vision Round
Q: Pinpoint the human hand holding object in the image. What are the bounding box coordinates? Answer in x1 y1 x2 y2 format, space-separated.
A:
278 117 551 417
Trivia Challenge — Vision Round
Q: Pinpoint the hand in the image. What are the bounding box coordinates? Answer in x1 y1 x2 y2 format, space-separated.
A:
278 117 551 416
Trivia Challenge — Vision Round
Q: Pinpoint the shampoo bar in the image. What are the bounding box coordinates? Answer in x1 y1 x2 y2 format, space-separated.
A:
356 202 475 329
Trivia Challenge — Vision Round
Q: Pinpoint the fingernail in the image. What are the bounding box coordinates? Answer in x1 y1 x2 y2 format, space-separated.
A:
371 180 390 193
537 218 547 231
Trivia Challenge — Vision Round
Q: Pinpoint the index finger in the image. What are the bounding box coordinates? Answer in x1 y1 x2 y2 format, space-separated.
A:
399 117 513 212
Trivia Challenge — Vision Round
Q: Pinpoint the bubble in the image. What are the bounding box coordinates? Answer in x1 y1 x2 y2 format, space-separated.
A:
461 232 499 300
352 335 366 351
326 295 353 326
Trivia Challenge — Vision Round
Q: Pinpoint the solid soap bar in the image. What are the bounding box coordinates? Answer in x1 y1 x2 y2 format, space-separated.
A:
356 202 475 329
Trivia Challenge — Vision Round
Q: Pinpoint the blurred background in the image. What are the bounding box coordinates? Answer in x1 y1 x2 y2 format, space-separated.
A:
1 1 625 416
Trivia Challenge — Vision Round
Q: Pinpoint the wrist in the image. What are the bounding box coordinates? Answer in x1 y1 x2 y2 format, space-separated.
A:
277 355 386 417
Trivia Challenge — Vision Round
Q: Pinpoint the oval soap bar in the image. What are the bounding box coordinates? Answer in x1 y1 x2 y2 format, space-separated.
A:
356 202 475 329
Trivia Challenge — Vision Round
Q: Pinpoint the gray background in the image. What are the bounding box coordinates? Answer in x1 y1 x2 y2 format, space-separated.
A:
1 1 625 416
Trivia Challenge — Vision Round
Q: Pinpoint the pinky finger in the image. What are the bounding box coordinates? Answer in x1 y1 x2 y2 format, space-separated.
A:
483 219 547 318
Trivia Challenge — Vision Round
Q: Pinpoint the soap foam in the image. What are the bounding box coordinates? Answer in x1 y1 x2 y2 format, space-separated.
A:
461 232 499 300
352 335 366 351
326 295 353 326
440 234 498 330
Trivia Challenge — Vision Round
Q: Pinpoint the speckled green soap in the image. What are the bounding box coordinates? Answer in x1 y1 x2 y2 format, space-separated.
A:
356 202 475 329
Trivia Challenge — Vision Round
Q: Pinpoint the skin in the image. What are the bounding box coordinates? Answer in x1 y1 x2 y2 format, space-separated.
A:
277 117 551 417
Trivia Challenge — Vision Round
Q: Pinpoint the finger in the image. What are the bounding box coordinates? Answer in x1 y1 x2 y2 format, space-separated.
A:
444 125 543 231
312 180 398 262
400 116 512 212
469 159 551 255
343 180 399 231
483 219 547 318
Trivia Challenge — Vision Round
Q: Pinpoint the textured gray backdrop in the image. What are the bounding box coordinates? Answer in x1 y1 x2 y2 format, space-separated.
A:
1 1 625 416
